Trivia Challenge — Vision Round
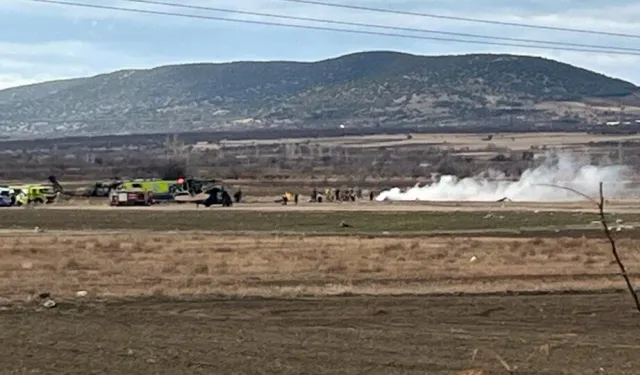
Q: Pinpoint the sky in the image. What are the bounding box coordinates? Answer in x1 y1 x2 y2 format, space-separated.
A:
1 0 640 90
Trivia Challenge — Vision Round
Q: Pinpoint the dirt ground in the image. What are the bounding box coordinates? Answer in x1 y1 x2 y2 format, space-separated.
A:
2 293 639 374
31 197 640 214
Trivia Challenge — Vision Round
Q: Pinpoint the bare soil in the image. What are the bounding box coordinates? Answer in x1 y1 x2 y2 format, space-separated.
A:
2 293 639 374
44 198 640 213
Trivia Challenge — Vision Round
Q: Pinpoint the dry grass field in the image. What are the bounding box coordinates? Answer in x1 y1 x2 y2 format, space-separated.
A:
1 201 639 374
2 231 640 374
1 232 639 301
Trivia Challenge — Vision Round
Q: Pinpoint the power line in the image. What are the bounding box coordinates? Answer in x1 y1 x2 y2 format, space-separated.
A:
283 0 640 40
28 0 640 56
120 0 640 53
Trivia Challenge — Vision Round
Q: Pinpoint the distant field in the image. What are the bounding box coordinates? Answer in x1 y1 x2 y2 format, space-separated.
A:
6 130 640 185
215 131 640 151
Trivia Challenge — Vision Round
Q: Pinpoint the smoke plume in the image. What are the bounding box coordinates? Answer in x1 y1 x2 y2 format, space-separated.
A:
376 151 635 202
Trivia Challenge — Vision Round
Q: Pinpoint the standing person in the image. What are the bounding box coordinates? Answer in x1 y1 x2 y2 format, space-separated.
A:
335 188 340 202
369 190 374 201
294 194 299 205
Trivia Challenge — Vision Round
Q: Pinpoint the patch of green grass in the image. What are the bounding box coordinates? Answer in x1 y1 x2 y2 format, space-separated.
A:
0 208 638 234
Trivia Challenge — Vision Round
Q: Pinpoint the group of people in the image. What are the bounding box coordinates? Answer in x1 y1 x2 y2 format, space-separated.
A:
277 187 379 205
280 191 299 205
309 187 375 203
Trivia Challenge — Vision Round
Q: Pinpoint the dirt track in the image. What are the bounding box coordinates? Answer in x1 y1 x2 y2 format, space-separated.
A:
2 293 638 374
38 199 640 213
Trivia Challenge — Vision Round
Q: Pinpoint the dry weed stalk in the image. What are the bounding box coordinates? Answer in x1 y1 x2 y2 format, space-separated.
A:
539 181 640 313
468 344 550 374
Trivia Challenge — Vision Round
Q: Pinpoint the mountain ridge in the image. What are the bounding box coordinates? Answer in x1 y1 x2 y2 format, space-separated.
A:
0 50 638 137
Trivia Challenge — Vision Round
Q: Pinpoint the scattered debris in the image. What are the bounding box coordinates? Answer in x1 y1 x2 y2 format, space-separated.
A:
76 290 88 297
483 213 504 220
38 292 50 299
339 221 352 228
469 255 478 263
33 226 43 233
43 299 56 308
458 369 484 375
608 224 634 231
496 197 511 202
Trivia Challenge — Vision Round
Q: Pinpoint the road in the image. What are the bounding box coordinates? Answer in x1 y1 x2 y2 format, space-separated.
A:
28 198 640 213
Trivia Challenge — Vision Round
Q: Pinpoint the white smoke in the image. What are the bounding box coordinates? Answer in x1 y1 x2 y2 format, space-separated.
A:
376 151 635 202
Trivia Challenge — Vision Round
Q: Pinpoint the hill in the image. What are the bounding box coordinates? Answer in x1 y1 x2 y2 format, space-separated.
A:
0 51 638 137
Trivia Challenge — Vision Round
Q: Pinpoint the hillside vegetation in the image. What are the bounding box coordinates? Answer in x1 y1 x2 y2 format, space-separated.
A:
0 51 638 136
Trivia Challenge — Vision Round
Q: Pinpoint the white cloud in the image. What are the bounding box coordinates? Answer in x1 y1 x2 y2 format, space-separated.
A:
8 0 640 34
0 74 60 90
0 40 159 89
0 0 639 89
